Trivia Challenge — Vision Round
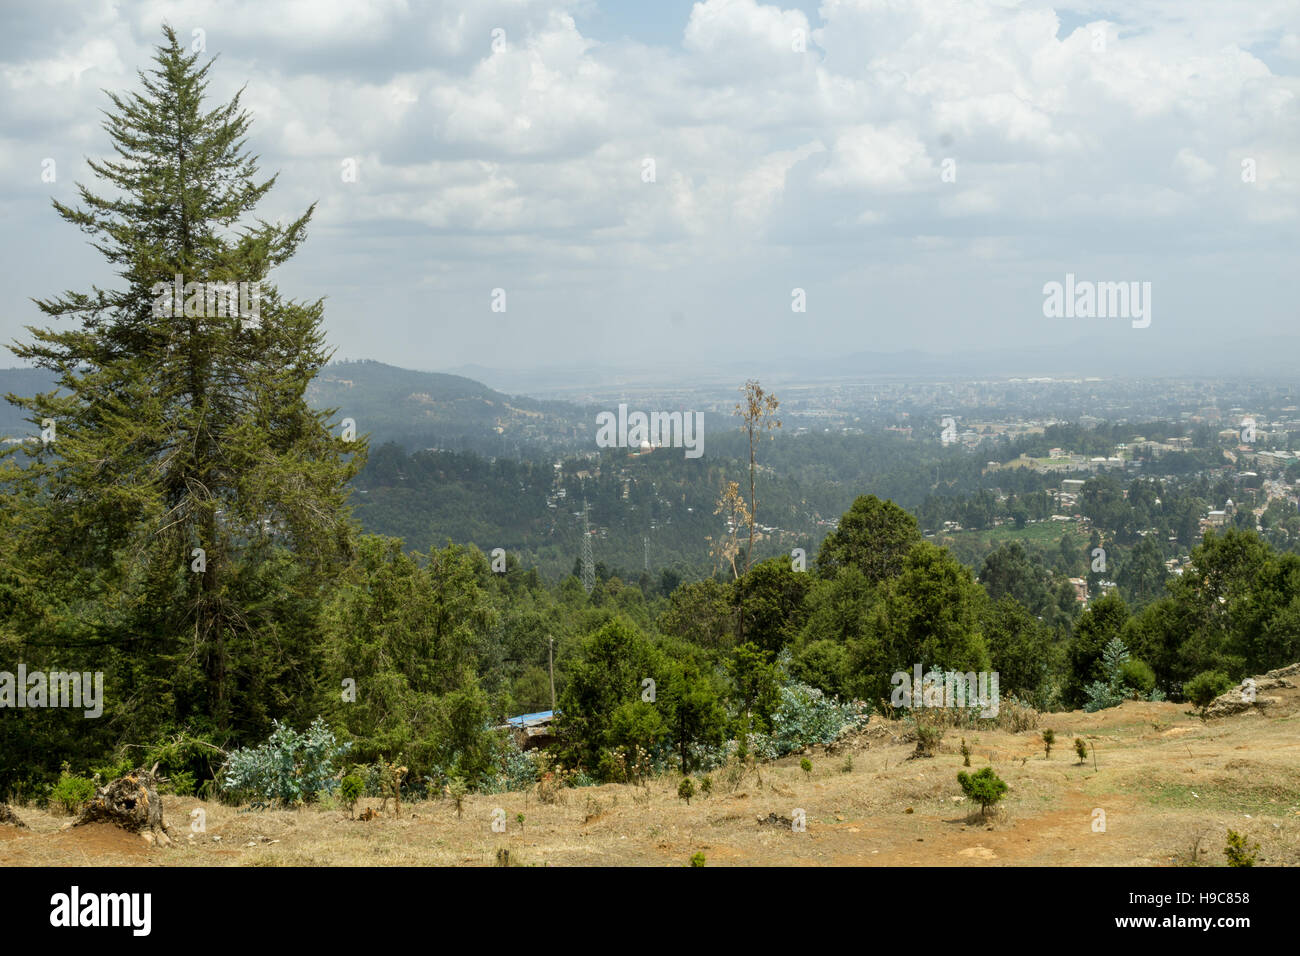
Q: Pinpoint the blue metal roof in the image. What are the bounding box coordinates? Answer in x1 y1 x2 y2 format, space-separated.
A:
504 710 555 727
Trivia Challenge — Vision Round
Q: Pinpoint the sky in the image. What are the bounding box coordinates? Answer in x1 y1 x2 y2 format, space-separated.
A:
0 0 1297 378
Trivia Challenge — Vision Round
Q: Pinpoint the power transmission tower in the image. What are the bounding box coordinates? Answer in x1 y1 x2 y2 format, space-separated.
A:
643 534 650 572
580 499 595 594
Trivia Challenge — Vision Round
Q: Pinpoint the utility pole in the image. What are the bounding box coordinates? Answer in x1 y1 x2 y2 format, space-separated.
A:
548 636 556 713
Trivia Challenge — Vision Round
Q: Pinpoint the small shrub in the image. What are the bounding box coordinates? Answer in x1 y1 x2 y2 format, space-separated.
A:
996 696 1040 733
339 774 364 817
700 775 713 798
689 851 706 867
166 770 196 797
914 724 942 758
722 756 748 793
516 812 525 833
678 778 695 805
1074 738 1088 764
799 758 812 778
535 771 561 804
49 764 95 815
447 777 468 818
840 754 854 774
960 738 971 767
1041 729 1055 759
957 767 1008 817
90 756 135 784
1224 829 1259 867
1184 670 1234 716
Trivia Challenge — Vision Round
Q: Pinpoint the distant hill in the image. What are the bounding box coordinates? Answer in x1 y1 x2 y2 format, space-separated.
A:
309 359 591 453
1 361 592 453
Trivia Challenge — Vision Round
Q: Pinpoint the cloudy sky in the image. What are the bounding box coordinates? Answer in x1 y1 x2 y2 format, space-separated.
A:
1 0 1297 377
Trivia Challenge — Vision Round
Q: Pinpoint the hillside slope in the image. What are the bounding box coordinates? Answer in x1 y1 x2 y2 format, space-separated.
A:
4 667 1296 867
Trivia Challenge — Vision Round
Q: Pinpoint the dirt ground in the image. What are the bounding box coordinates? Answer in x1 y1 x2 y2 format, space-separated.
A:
4 694 1299 867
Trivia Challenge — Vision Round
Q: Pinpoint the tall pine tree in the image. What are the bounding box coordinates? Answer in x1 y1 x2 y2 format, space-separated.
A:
2 25 364 749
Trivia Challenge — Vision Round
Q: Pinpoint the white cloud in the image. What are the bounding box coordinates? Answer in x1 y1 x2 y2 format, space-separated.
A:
1 0 1296 366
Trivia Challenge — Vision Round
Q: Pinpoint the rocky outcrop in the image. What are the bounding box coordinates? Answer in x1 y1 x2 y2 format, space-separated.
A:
1205 662 1299 719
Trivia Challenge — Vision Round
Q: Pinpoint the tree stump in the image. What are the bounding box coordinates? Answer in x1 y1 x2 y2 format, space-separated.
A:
0 804 27 828
73 767 171 845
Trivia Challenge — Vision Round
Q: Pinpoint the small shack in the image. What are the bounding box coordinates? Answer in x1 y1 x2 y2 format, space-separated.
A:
502 710 557 750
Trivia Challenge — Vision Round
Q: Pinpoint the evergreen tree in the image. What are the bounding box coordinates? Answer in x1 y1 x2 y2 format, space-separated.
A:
2 26 363 745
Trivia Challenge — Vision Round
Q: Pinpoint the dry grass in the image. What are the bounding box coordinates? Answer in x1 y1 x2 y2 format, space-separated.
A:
4 698 1299 867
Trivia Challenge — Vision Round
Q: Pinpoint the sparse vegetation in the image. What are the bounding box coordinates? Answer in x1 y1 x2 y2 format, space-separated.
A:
678 778 695 805
1074 738 1088 765
1042 729 1055 758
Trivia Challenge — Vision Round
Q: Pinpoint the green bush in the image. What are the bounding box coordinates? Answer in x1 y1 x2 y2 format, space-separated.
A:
1224 830 1259 867
1083 638 1131 712
1074 737 1088 764
339 774 364 816
166 770 196 797
677 777 695 805
959 738 971 767
144 731 225 795
799 758 812 777
91 756 135 783
957 767 1008 816
751 681 869 759
1041 729 1055 758
1119 659 1156 696
479 741 540 794
221 718 349 805
1184 671 1234 715
689 852 706 867
49 765 95 815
